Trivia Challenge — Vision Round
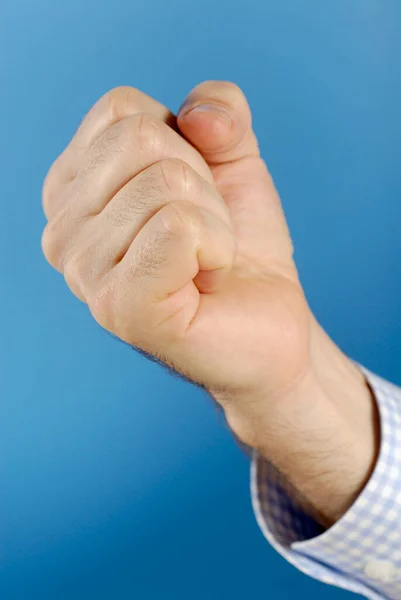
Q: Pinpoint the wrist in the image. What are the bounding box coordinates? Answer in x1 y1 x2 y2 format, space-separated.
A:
222 317 380 527
285 319 380 526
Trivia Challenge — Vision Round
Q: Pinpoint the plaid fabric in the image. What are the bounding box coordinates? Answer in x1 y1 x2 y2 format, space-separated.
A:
251 367 401 599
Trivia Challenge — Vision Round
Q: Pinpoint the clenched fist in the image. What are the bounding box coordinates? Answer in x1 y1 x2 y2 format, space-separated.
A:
42 81 377 526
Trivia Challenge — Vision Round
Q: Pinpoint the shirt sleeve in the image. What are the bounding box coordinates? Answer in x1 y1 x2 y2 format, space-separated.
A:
251 367 401 600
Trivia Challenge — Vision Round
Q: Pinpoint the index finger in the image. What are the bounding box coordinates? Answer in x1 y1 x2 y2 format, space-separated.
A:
43 86 177 200
70 86 177 160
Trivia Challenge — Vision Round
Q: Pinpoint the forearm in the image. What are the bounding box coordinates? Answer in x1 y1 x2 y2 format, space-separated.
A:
304 320 380 525
251 364 401 600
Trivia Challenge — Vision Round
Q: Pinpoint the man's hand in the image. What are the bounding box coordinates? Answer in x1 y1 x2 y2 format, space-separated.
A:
42 81 379 527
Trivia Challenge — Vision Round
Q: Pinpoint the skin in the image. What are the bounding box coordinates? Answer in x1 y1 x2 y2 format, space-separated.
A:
42 81 379 528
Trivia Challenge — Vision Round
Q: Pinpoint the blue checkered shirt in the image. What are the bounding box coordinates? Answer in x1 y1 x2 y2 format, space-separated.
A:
251 367 401 599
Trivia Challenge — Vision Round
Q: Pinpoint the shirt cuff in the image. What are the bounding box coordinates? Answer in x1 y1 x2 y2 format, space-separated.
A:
251 366 401 600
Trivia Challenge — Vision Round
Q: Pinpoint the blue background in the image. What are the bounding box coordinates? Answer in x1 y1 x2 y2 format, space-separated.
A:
1 0 400 598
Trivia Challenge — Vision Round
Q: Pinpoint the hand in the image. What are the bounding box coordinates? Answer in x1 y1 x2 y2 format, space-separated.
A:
42 82 379 527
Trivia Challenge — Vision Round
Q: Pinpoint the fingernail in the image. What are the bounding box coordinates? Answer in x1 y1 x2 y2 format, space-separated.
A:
179 102 232 125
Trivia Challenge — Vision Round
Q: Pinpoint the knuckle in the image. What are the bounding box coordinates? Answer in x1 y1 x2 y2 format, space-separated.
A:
158 158 196 197
63 250 88 293
88 112 166 164
88 282 115 331
105 86 139 122
41 220 61 268
41 201 75 269
160 200 191 235
135 112 166 153
42 158 62 217
42 178 53 218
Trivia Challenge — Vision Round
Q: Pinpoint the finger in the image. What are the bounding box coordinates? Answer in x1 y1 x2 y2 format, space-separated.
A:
177 80 260 165
87 200 236 346
70 87 178 159
42 86 179 218
53 87 177 179
43 110 214 221
42 158 232 292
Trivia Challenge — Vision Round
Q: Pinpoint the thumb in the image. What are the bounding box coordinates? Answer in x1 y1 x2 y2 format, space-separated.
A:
177 80 260 165
177 81 294 268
